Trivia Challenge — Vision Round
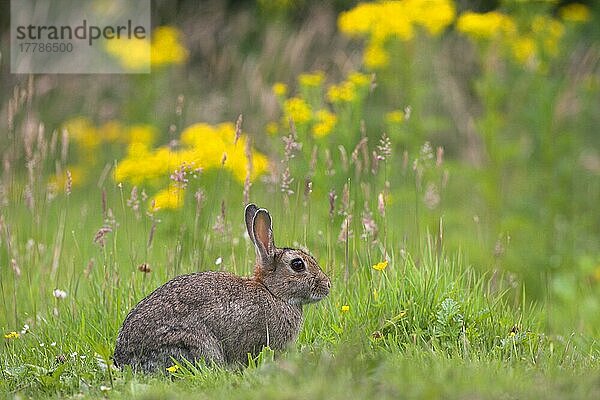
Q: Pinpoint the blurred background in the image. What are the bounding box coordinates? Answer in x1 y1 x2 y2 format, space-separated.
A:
0 0 599 335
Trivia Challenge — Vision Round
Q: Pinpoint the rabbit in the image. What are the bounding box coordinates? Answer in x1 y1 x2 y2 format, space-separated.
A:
113 203 331 372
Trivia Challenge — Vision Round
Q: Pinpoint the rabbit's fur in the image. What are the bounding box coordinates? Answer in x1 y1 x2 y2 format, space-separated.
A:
113 204 330 372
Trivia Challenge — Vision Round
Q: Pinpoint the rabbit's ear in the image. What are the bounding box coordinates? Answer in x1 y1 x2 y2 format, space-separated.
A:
252 208 275 266
245 203 259 244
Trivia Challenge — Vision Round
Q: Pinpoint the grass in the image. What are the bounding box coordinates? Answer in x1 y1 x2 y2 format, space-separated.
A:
0 102 599 399
1 177 599 398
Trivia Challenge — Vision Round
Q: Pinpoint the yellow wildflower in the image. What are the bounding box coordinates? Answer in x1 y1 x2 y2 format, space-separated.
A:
105 26 188 71
511 36 537 65
151 26 189 66
116 122 268 188
312 109 337 138
104 36 150 71
151 185 183 211
272 82 288 97
386 110 405 124
63 116 100 150
327 82 356 103
347 72 371 88
456 11 516 40
4 331 20 339
559 3 591 23
364 42 389 69
127 124 156 146
372 260 388 271
166 364 180 373
341 305 350 312
338 0 455 42
411 0 456 36
283 97 312 124
299 71 325 88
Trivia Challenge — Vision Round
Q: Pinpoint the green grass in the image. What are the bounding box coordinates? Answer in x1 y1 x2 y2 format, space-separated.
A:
1 179 599 398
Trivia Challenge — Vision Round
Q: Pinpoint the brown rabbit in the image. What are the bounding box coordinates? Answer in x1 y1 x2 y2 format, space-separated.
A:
113 204 331 372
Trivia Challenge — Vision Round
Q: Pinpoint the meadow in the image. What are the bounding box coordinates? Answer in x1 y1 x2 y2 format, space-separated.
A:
1 1 600 398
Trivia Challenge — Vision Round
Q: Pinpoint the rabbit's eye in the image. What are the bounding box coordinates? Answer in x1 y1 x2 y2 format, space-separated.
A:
290 258 306 272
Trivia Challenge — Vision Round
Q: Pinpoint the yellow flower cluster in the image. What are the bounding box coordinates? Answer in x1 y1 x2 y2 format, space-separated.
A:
64 117 156 152
457 11 567 68
151 27 189 66
152 184 183 211
327 81 357 103
283 97 312 124
115 122 268 210
4 331 19 339
327 72 370 104
364 43 389 69
272 82 288 97
269 70 370 139
312 109 337 138
299 71 325 88
57 117 157 189
339 0 455 40
338 0 455 69
105 26 188 71
456 11 516 39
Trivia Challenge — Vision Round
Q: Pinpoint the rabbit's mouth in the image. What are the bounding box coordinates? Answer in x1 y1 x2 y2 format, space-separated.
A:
308 282 330 303
308 292 328 303
288 292 328 305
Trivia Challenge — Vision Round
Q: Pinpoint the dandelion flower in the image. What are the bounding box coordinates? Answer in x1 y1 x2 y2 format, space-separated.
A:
386 110 405 124
341 305 350 312
166 364 180 373
151 26 189 66
372 260 388 271
4 331 20 339
272 82 288 97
